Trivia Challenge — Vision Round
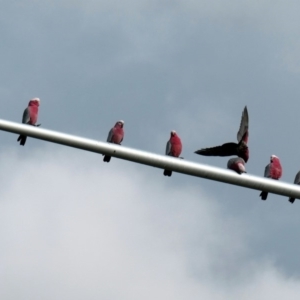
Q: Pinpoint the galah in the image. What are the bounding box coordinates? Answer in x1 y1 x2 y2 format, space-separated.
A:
288 171 300 204
103 120 124 163
17 98 41 146
163 130 182 177
227 157 246 174
195 106 249 162
260 155 282 200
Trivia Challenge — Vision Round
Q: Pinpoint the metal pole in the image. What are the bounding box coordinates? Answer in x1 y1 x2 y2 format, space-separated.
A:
0 119 298 199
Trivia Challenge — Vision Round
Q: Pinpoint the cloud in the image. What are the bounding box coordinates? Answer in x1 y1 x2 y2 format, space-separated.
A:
1 0 300 296
0 146 299 299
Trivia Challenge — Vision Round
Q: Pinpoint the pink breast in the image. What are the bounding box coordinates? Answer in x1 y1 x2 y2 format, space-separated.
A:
112 128 124 144
29 107 39 125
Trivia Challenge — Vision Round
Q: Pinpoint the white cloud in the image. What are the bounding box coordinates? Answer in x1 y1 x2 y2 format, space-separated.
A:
0 147 299 299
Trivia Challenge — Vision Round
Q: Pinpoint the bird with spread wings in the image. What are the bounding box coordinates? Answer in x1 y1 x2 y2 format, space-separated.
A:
195 106 249 162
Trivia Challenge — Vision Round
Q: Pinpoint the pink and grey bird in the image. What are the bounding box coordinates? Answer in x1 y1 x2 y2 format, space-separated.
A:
163 130 182 177
288 171 300 204
260 155 282 200
17 98 41 146
195 106 249 162
103 120 124 163
227 157 246 174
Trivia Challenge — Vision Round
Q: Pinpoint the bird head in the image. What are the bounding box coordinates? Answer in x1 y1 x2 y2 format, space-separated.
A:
237 162 246 174
117 120 124 127
29 98 40 106
171 130 176 137
270 155 279 162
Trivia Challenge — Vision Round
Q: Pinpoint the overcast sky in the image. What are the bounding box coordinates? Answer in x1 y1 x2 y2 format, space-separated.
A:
1 1 300 299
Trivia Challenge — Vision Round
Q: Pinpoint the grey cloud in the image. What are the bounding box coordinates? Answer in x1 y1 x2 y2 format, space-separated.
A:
1 0 300 283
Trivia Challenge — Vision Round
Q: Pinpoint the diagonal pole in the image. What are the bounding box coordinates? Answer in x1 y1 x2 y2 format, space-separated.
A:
0 119 298 200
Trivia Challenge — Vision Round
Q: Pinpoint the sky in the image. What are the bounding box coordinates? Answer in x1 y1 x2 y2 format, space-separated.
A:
1 0 300 298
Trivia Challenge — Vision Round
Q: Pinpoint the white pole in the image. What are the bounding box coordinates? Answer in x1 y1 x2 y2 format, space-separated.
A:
0 119 298 199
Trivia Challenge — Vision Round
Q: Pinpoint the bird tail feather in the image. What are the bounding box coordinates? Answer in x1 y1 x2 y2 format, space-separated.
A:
18 135 27 146
289 198 295 204
103 155 111 163
163 170 172 177
260 191 268 200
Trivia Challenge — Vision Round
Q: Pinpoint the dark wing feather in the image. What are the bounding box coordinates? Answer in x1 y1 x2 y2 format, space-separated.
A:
165 140 171 155
22 107 30 124
294 171 300 184
195 142 238 157
264 164 271 178
106 128 114 142
237 106 249 143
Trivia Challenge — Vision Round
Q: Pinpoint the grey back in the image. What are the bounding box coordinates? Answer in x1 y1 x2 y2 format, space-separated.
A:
165 140 171 155
264 163 271 178
106 128 114 142
22 107 30 124
294 171 300 184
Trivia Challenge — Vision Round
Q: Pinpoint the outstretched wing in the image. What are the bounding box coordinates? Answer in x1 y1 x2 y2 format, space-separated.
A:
237 106 249 143
22 107 30 124
195 142 238 157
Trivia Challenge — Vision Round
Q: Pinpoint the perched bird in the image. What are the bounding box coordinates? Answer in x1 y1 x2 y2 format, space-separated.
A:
227 157 246 174
195 106 249 162
17 98 41 146
288 171 300 204
260 155 282 200
163 130 182 177
103 120 124 163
